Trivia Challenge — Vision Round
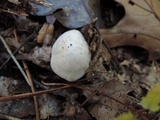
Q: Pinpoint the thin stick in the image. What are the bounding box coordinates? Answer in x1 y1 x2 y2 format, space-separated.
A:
14 29 40 120
81 82 104 107
0 35 31 86
0 113 23 120
74 85 129 108
0 85 70 102
41 80 69 86
0 32 35 70
23 63 40 120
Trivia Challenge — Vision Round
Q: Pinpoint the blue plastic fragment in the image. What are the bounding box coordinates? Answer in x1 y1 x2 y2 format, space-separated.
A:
30 0 91 28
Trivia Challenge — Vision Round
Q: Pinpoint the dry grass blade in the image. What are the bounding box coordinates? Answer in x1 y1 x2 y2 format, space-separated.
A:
0 32 35 70
14 29 40 120
23 63 40 120
0 113 22 120
0 35 31 86
41 80 69 86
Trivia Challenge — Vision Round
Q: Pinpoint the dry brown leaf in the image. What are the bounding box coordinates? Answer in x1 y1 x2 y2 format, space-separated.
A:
88 92 130 120
0 76 20 96
82 80 138 120
146 62 160 86
100 0 160 60
18 46 52 68
30 46 51 65
140 62 160 90
38 94 62 119
113 0 160 38
0 76 35 118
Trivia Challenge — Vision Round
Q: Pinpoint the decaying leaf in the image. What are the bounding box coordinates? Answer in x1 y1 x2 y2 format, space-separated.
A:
0 1 34 16
63 100 92 119
0 76 35 118
18 46 52 68
38 94 62 119
100 0 160 60
0 76 20 96
82 80 138 120
5 37 20 49
145 62 160 88
0 98 35 118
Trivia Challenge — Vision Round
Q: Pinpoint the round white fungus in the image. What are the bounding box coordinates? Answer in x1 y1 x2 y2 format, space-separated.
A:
50 30 91 82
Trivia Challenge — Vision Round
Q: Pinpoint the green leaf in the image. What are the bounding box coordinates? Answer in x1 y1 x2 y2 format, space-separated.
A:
141 83 160 112
114 111 136 120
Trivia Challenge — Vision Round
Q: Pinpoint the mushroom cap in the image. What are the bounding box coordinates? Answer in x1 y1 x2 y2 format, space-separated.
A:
51 30 91 82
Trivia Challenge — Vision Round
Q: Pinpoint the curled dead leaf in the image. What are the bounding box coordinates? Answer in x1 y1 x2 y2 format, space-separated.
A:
100 0 160 60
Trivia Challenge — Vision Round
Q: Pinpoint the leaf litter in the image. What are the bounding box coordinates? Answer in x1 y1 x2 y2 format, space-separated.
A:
0 0 160 120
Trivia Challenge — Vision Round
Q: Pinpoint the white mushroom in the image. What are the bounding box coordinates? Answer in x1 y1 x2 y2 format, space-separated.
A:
50 30 91 82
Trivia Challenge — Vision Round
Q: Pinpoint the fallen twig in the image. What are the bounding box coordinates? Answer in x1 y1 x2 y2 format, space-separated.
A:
14 29 40 120
0 32 36 70
0 85 70 102
0 35 31 86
